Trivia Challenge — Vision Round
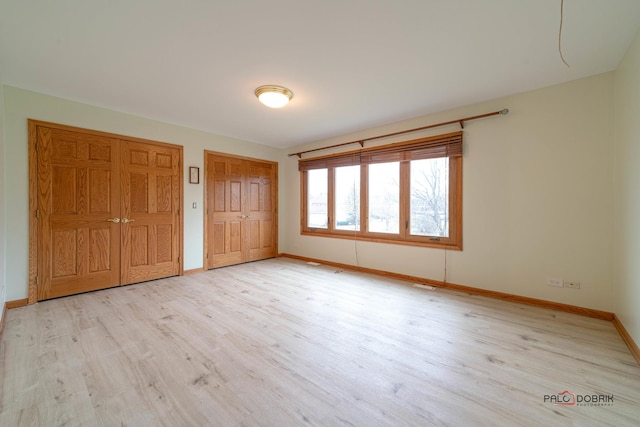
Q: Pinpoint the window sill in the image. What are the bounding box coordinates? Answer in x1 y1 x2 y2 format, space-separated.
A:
300 230 462 251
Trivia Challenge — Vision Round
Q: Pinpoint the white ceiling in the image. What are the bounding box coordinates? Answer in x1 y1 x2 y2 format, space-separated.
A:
1 1 639 148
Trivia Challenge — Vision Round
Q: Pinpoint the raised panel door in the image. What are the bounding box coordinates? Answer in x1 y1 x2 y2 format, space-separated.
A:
207 156 245 268
205 152 277 269
37 127 121 299
121 141 181 284
246 161 277 262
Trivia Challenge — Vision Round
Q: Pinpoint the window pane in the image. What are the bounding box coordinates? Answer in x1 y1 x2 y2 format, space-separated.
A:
335 165 360 230
307 169 328 228
368 162 399 233
410 158 449 237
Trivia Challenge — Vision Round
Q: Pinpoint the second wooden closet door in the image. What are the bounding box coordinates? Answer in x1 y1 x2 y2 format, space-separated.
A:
205 152 277 269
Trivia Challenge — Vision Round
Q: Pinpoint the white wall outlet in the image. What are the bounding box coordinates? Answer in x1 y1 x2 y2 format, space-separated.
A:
547 277 564 287
564 281 581 289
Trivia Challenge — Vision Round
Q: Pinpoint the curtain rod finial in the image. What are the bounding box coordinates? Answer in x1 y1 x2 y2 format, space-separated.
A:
500 109 509 115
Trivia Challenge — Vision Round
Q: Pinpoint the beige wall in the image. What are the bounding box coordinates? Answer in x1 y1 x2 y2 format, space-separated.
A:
3 86 284 300
613 29 640 344
282 73 616 312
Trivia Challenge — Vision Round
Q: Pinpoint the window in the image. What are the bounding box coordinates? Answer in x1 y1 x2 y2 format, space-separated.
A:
410 157 449 237
334 165 360 230
368 162 399 233
306 168 328 228
300 132 462 249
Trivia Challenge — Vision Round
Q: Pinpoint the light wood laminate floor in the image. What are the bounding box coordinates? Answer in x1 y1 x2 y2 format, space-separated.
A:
1 258 639 426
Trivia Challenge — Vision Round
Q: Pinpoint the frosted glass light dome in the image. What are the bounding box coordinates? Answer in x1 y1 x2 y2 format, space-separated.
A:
255 85 293 108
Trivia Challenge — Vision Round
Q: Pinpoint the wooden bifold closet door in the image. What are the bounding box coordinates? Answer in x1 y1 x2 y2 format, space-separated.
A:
30 121 183 301
205 151 278 269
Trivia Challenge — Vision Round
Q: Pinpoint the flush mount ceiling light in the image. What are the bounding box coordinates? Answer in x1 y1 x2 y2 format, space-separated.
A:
255 85 293 108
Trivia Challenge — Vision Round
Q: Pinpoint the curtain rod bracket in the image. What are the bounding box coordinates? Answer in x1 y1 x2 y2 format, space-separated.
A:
358 141 364 147
459 121 465 129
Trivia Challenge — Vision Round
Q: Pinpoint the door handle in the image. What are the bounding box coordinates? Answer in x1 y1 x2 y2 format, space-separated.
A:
121 218 135 224
107 218 120 223
237 215 252 219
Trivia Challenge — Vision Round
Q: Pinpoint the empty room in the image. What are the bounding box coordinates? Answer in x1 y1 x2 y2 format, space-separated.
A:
1 1 639 426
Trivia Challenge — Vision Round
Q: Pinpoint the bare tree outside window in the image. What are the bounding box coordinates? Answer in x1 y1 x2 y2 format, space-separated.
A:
410 158 449 237
335 165 360 230
369 162 399 233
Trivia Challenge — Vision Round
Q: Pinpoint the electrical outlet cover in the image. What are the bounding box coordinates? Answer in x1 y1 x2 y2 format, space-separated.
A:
564 281 581 289
547 277 564 287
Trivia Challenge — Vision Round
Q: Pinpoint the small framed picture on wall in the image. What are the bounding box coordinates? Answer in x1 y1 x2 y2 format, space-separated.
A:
189 167 199 184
